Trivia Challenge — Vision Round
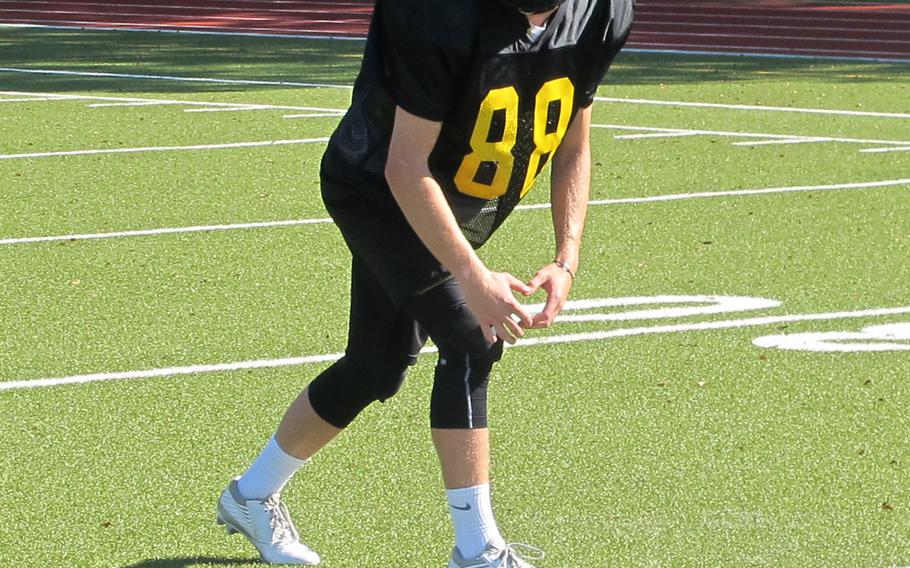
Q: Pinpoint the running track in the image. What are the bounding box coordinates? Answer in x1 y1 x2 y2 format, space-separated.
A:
1 0 909 61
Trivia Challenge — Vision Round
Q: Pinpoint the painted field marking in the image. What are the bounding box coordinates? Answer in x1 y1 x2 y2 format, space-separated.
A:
631 30 910 47
0 218 334 246
87 101 188 108
1 69 907 120
0 68 354 90
2 90 346 117
861 146 910 154
594 97 910 120
283 112 346 119
614 131 703 140
185 106 342 115
594 124 910 151
1 90 347 115
0 96 77 103
1 178 907 247
0 137 329 160
625 42 910 61
754 323 910 352
634 19 893 35
3 296 909 391
2 126 899 161
732 138 830 147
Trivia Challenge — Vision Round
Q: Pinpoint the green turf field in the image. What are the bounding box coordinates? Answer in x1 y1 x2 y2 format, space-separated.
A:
1 28 908 568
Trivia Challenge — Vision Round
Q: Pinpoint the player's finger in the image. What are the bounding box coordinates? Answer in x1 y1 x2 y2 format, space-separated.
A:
525 277 543 294
504 272 533 296
509 301 533 328
531 311 551 329
504 316 525 339
495 321 518 345
532 295 560 328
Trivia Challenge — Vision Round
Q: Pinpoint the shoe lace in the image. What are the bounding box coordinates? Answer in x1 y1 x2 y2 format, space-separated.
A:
500 543 545 567
263 495 300 546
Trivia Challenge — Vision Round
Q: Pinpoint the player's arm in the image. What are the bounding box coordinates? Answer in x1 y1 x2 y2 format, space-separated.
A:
385 106 533 344
527 104 592 328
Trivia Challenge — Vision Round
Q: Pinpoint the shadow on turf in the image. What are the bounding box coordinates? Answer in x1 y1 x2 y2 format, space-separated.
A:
0 29 364 94
121 558 260 568
1 28 908 95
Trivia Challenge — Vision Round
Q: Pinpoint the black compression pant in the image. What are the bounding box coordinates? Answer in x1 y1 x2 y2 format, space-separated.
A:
308 258 503 430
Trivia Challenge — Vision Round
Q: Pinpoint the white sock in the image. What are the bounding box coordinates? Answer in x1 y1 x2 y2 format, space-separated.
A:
237 436 308 500
446 483 505 559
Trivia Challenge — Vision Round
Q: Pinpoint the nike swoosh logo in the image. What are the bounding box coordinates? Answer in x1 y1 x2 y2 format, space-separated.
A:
451 503 472 511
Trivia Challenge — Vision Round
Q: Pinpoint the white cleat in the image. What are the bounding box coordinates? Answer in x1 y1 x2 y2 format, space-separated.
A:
448 542 544 568
216 477 321 565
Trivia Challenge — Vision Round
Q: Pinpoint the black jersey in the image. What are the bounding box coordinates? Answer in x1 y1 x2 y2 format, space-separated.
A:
321 0 633 248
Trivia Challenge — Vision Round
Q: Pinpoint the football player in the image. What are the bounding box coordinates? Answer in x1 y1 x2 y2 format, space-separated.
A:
217 0 633 566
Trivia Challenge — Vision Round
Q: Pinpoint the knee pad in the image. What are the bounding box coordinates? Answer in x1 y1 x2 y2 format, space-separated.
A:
308 353 413 429
429 341 503 429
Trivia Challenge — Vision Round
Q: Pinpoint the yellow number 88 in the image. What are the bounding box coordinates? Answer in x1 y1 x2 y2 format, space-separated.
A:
454 77 575 200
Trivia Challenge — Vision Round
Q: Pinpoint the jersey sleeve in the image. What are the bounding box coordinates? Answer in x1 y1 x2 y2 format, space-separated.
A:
381 0 474 122
579 0 635 108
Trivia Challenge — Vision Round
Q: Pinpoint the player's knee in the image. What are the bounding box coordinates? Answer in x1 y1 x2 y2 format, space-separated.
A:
429 349 497 429
308 353 412 428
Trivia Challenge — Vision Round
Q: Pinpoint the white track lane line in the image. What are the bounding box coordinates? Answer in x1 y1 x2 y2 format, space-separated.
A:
1 179 908 246
4 305 909 391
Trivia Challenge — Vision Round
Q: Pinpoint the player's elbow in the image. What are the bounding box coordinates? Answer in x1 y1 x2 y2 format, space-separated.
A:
384 151 408 189
384 150 428 197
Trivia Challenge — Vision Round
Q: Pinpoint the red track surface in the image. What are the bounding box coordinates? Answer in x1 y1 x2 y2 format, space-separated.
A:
1 0 909 61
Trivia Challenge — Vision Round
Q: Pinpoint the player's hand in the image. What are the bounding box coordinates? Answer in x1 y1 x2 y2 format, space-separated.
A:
459 268 533 344
526 262 574 329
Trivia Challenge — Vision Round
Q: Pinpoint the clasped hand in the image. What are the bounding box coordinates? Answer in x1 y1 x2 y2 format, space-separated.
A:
460 263 574 345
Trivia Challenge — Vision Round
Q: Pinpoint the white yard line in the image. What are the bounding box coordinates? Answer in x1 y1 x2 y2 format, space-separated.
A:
0 137 329 160
593 124 910 149
4 90 345 113
3 304 909 391
185 105 342 114
614 131 702 140
0 123 902 163
0 67 354 89
87 101 188 108
519 178 910 210
625 41 910 60
0 90 348 113
283 112 346 119
2 65 908 119
633 19 894 36
860 146 910 154
595 97 910 120
731 138 830 147
0 218 334 246
1 179 907 247
631 30 910 46
0 96 77 102
622 47 910 64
